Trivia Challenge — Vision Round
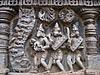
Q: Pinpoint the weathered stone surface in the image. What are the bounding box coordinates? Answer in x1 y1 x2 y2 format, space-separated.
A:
0 1 100 75
86 69 100 75
80 8 99 55
8 70 100 75
0 7 15 75
9 71 85 75
87 55 100 70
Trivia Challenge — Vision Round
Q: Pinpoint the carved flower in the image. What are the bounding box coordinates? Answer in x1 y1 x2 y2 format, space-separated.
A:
59 8 75 23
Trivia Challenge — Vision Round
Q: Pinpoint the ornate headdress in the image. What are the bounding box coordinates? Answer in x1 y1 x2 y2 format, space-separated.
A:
37 24 45 37
72 24 78 31
54 22 61 31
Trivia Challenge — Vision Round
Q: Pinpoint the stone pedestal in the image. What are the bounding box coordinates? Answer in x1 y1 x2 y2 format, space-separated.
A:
80 8 99 54
0 7 15 74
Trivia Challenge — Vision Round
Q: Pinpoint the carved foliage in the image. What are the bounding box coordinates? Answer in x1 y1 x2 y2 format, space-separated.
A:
39 7 76 23
39 7 55 22
9 7 36 72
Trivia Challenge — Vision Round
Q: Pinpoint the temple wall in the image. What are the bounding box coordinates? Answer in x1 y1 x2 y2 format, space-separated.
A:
0 0 100 75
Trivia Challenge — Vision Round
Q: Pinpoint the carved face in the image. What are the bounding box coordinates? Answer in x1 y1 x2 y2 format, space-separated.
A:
75 31 79 36
53 22 63 37
73 31 79 37
37 24 45 38
53 29 63 37
36 30 45 38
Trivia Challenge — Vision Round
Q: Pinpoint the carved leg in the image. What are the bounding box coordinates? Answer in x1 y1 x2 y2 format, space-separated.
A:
41 52 50 72
34 55 37 66
34 55 38 72
41 58 49 71
67 54 74 73
40 59 48 68
48 57 53 70
56 49 65 71
76 54 85 71
56 60 65 71
30 55 38 73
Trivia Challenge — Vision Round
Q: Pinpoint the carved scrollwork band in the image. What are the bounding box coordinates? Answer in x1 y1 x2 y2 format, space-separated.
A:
0 0 99 6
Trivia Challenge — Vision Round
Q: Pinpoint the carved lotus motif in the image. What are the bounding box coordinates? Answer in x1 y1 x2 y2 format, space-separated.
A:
59 8 75 23
39 7 55 22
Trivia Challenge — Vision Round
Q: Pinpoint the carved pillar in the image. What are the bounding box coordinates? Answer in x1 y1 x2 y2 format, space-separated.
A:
0 7 15 74
80 8 99 54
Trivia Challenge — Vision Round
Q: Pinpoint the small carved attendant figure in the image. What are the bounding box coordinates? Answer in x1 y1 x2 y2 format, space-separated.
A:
48 22 65 71
67 24 85 73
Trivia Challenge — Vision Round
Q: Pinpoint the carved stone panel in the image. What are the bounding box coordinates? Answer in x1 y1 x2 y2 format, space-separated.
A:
2 3 100 75
8 7 86 73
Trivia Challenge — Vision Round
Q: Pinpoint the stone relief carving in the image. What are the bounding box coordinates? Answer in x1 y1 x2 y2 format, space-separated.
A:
47 22 66 72
9 7 86 73
30 22 67 72
9 7 36 72
39 7 55 22
30 24 51 72
66 24 85 73
59 8 75 23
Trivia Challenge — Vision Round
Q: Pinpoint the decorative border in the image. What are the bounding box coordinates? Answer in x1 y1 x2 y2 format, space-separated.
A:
0 0 99 6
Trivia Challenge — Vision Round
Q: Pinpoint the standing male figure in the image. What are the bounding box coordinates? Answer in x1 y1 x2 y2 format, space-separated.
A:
66 24 85 73
30 24 51 72
48 22 66 71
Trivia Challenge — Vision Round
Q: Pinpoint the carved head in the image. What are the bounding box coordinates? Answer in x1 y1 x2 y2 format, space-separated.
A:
53 22 62 37
75 31 79 37
37 24 45 38
72 24 78 31
72 24 80 37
